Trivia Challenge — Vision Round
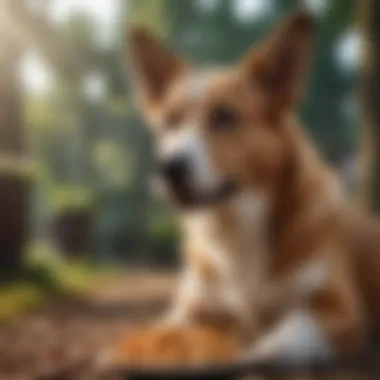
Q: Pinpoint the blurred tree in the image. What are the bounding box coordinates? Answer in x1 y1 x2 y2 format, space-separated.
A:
0 1 108 261
98 0 172 262
0 0 28 154
0 0 31 269
358 0 380 213
304 0 356 162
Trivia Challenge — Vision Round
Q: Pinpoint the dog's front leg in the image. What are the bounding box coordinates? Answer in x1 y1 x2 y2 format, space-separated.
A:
165 264 247 330
112 264 243 365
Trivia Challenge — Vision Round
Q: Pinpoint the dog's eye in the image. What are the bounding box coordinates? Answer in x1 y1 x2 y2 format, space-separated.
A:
164 109 183 129
209 106 238 131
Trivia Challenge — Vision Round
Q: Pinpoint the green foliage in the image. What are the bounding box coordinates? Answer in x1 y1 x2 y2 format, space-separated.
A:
127 0 172 38
26 243 104 290
0 243 117 323
51 185 95 213
93 139 134 190
147 214 180 264
25 95 60 132
0 285 44 323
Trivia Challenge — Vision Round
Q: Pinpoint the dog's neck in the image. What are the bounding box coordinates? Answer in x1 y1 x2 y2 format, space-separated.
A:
268 119 344 277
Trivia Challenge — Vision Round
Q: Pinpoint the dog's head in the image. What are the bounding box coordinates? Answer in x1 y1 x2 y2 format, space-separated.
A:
127 11 314 209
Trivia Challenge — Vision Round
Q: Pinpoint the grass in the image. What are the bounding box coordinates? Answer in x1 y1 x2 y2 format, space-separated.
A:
0 285 45 322
0 244 121 323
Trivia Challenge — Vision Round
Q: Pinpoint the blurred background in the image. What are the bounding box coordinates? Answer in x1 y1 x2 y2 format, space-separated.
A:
1 0 378 379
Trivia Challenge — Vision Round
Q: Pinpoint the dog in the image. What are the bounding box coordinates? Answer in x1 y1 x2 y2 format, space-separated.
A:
115 10 380 367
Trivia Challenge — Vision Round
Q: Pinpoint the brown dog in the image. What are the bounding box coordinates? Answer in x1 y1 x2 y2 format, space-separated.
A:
115 11 380 366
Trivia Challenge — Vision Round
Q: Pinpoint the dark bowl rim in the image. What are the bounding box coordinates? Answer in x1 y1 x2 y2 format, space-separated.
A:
109 356 364 379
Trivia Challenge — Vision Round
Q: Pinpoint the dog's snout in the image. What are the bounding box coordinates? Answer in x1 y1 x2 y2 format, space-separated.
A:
160 156 189 185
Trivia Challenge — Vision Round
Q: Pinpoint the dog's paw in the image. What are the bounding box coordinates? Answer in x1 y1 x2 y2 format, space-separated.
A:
112 324 239 366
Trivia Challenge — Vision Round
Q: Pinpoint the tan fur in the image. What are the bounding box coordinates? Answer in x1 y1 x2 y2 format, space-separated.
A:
115 11 380 366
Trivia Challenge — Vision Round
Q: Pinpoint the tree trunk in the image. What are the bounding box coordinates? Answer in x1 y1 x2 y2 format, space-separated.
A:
0 0 30 270
0 39 24 154
358 0 380 214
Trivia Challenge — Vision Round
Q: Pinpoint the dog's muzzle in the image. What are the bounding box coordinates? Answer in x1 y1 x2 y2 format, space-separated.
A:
158 157 237 209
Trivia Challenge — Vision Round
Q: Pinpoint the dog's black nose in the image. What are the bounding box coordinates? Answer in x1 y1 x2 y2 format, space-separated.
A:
160 156 189 185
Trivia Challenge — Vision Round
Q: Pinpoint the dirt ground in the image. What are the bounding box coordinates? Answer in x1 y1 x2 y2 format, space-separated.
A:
0 272 177 380
1 272 379 380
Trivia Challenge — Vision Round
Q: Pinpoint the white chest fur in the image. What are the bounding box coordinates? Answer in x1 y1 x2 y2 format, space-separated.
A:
230 192 271 306
184 192 270 272
180 192 271 322
174 191 329 327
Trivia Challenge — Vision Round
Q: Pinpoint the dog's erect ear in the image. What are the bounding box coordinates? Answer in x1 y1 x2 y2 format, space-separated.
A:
127 27 184 107
244 11 314 113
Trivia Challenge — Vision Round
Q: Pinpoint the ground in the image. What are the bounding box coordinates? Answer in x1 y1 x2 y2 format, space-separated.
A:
0 272 176 380
1 271 379 380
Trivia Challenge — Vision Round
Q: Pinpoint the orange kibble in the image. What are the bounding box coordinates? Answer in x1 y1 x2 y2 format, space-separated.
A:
112 325 240 367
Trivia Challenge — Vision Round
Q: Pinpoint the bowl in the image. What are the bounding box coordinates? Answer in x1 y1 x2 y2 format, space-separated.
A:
111 355 370 380
113 361 253 380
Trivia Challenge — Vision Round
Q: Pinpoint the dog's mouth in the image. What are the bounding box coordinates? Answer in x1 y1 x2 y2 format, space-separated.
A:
167 180 238 209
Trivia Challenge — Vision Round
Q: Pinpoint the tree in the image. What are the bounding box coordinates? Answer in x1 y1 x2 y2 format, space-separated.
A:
0 0 31 269
0 0 108 265
358 0 380 213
